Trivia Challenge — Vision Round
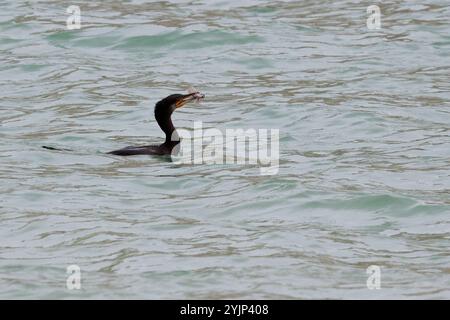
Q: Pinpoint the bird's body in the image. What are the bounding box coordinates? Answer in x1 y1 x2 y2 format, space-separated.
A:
107 141 178 156
108 91 204 156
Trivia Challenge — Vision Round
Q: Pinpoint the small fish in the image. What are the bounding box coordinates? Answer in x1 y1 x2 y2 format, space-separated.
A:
188 86 205 103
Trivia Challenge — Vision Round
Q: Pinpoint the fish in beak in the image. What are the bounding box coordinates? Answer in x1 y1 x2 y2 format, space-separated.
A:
175 88 205 108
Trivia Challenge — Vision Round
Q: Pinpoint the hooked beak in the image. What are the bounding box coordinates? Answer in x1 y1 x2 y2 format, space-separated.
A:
175 92 205 108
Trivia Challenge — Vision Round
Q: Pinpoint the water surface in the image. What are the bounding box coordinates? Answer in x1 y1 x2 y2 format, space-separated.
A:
0 0 449 299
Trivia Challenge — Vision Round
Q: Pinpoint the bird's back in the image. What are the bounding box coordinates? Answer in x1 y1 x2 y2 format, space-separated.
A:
108 145 167 156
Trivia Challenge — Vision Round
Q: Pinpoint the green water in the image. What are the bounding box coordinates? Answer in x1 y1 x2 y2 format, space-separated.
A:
0 0 449 299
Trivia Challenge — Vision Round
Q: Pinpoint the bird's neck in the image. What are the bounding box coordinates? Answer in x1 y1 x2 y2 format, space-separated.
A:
164 130 180 146
161 123 180 152
156 115 179 145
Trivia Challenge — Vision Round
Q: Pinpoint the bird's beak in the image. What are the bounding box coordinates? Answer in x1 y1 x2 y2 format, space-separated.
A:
175 92 205 108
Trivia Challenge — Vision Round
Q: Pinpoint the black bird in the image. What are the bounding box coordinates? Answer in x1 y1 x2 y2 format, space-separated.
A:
108 92 204 156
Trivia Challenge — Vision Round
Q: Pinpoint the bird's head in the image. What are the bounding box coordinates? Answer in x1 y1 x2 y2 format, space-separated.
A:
155 92 205 115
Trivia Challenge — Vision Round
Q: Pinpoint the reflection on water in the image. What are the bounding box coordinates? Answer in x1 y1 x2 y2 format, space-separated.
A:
1 0 450 299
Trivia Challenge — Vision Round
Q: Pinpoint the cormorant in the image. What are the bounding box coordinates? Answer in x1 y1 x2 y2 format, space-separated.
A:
108 91 204 156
